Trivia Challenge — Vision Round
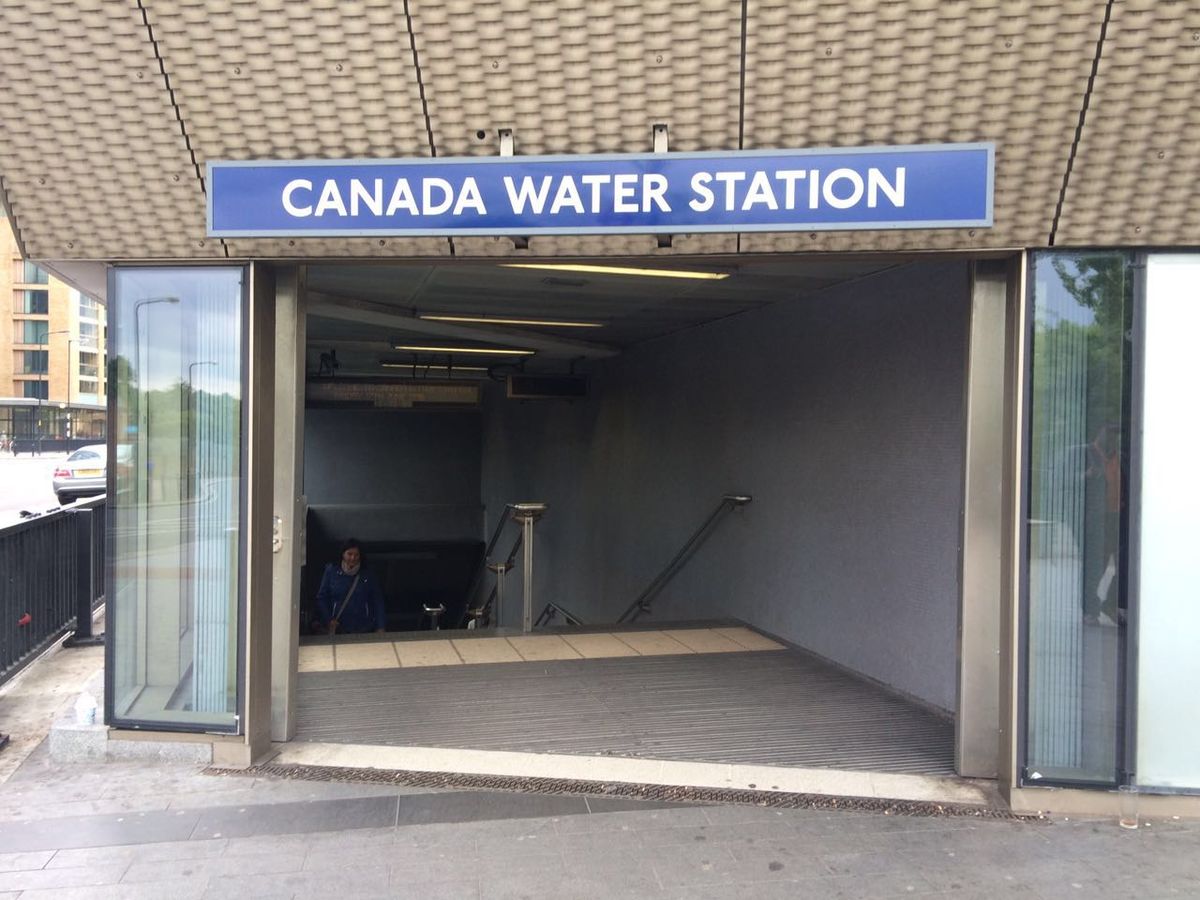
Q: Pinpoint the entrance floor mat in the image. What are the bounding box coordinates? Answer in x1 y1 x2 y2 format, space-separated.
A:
295 646 956 775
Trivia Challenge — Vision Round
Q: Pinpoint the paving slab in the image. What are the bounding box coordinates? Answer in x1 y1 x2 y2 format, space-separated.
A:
395 640 464 668
660 628 746 653
334 641 399 671
297 644 334 672
451 638 522 664
504 634 582 661
611 630 694 656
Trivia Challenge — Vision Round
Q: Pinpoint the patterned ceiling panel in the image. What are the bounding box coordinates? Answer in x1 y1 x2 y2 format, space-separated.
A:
1055 0 1200 245
741 0 1106 252
409 0 743 156
0 1 221 259
142 0 431 161
5 1 1197 261
225 237 451 259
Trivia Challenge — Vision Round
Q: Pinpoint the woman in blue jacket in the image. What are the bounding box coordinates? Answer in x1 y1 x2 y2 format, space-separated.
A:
316 538 387 634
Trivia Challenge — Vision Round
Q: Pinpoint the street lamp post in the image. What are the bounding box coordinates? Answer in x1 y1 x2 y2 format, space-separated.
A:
132 297 180 505
33 328 72 454
47 330 72 447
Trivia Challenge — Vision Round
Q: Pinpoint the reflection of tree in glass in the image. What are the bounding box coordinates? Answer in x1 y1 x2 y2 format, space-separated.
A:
1029 254 1130 542
1049 254 1128 425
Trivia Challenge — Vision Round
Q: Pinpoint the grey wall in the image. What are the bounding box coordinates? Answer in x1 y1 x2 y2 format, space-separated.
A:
304 408 481 507
304 408 482 543
481 261 969 711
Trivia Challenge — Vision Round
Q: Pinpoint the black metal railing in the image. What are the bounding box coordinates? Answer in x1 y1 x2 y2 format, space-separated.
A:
0 497 106 686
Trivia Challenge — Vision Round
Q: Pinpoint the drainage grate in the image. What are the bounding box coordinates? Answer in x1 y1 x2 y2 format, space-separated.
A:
205 762 1045 823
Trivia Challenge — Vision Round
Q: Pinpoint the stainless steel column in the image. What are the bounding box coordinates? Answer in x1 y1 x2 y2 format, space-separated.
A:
958 257 1021 779
487 562 511 628
509 503 547 634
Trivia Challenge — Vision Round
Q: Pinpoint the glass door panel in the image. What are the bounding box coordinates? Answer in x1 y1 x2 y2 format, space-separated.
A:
1024 252 1130 784
107 267 245 731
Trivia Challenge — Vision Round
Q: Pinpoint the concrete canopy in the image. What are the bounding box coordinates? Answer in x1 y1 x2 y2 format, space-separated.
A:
1 0 1196 275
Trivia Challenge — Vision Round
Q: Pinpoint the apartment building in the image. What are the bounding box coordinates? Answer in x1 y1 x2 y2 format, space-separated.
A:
1 212 106 450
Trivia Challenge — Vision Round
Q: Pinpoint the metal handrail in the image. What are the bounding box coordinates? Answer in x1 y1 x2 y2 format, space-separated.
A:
470 530 524 627
534 601 586 628
617 494 752 624
458 504 517 627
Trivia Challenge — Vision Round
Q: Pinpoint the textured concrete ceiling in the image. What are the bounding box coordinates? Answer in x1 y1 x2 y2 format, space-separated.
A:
1 0 1195 262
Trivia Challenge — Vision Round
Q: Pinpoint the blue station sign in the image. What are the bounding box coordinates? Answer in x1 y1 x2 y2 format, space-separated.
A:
207 144 993 238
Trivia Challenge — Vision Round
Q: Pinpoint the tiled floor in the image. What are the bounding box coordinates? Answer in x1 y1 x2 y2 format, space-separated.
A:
298 626 785 673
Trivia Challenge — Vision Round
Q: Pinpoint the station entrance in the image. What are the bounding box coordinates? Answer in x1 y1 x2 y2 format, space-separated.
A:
276 253 995 796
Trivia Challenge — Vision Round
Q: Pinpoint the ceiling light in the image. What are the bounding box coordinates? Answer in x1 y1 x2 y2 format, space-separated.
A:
381 362 490 372
392 344 535 356
418 314 604 328
499 263 731 280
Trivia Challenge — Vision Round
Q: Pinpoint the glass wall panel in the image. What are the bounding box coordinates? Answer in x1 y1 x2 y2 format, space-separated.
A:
1025 252 1130 784
108 267 245 730
1136 255 1200 790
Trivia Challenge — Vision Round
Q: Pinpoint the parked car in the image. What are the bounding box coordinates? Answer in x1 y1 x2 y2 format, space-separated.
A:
53 444 108 504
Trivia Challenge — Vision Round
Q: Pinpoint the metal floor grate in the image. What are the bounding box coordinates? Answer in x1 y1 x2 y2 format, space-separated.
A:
295 643 955 775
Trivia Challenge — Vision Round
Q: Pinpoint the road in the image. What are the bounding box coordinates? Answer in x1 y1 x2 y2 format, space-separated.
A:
0 453 66 527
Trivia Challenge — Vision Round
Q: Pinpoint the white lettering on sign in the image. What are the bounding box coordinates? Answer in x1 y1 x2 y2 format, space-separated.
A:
282 179 313 216
689 173 714 212
504 176 553 215
315 181 348 217
455 177 487 215
580 175 611 213
643 174 670 212
278 167 906 221
386 179 418 215
350 179 383 216
687 168 904 213
868 168 905 208
423 178 454 216
742 171 779 210
282 177 492 219
550 177 585 215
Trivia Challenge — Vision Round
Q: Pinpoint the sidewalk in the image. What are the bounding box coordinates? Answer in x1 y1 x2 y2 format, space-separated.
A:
1 635 1197 898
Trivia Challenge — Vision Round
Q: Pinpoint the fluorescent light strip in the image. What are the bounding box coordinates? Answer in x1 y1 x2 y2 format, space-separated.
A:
393 344 535 356
382 362 490 372
418 314 604 328
499 263 730 281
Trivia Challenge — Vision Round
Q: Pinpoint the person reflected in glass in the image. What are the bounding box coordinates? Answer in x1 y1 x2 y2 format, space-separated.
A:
316 538 387 635
1085 422 1121 626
